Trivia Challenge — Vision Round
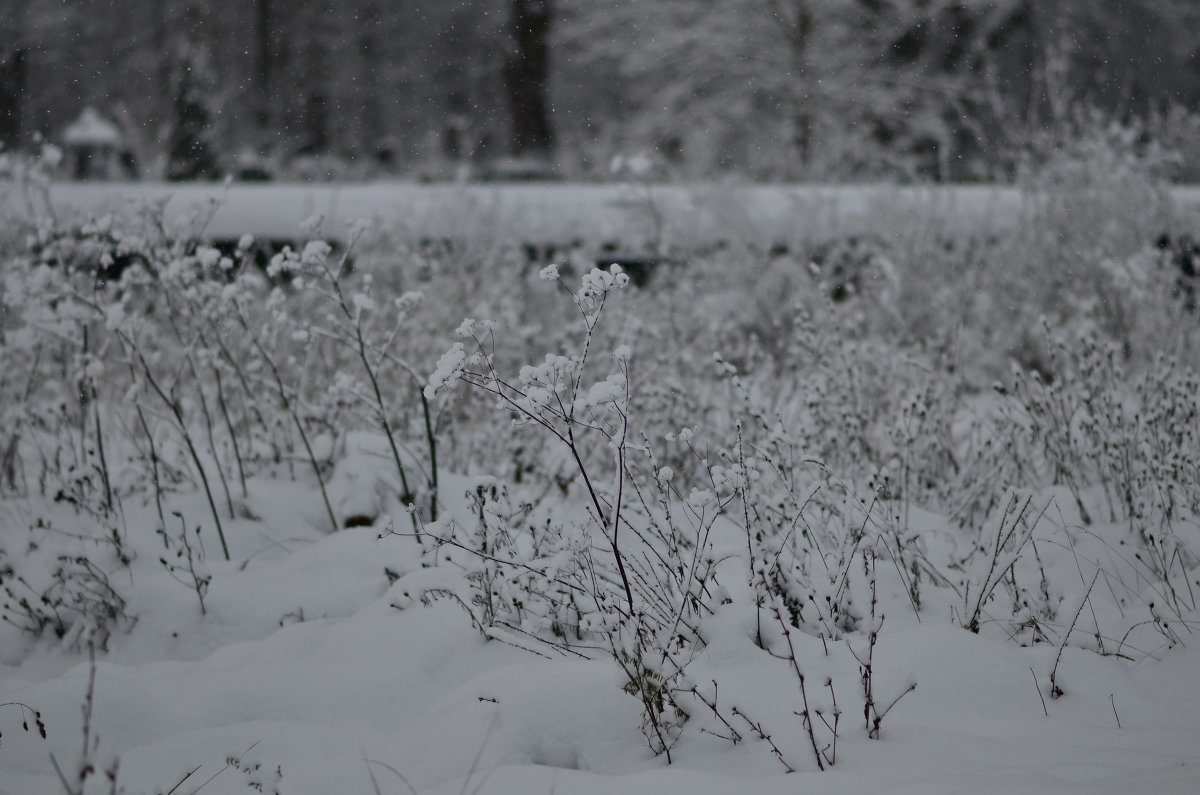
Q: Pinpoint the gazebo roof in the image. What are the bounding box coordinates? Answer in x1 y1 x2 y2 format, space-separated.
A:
62 107 123 146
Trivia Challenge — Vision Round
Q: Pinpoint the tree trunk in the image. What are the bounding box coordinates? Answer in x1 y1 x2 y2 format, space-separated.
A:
256 0 273 142
503 0 555 157
786 4 814 166
0 49 26 148
358 1 382 160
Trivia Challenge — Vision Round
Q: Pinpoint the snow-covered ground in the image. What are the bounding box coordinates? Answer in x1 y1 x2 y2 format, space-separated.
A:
2 457 1198 795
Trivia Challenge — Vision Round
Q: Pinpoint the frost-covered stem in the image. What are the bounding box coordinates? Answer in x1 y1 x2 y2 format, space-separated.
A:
608 359 635 616
161 765 202 795
464 336 634 613
253 340 339 534
380 352 442 520
381 523 587 597
92 401 113 516
561 410 638 614
1050 569 1099 698
765 591 826 770
736 424 754 570
735 422 764 648
680 679 742 745
354 321 418 527
135 405 167 542
77 324 90 463
213 368 248 499
226 296 337 531
209 331 273 453
319 239 423 527
566 297 603 407
967 493 1033 633
0 701 45 740
469 310 632 613
555 304 635 615
556 392 635 616
419 388 439 522
466 369 562 438
168 513 208 616
130 346 231 561
659 516 715 648
855 551 881 737
50 642 98 795
818 679 840 765
730 708 795 773
611 636 674 763
191 365 235 520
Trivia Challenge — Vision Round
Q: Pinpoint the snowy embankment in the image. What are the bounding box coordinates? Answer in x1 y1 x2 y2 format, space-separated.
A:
7 181 1200 246
1 184 1199 795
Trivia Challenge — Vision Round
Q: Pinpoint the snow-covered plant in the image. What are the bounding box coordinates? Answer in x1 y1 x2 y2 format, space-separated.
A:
998 333 1199 532
420 263 898 767
959 491 1052 635
0 142 60 241
423 264 719 756
223 743 284 795
158 512 212 616
105 260 240 559
426 264 639 611
0 698 46 747
47 642 121 795
406 478 591 653
272 225 442 529
1 554 133 652
979 332 1200 639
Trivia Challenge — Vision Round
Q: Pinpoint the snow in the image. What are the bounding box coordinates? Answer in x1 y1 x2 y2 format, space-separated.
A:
60 109 123 147
425 342 467 398
7 181 1200 247
1 461 1196 794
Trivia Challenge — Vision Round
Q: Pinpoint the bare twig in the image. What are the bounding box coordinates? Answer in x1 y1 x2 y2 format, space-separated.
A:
1049 569 1100 698
1029 666 1048 716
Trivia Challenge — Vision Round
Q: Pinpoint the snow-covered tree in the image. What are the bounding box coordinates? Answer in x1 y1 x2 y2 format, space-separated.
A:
555 0 1200 180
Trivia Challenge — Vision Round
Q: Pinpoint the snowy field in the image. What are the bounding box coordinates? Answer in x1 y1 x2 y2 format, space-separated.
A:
1 180 1199 795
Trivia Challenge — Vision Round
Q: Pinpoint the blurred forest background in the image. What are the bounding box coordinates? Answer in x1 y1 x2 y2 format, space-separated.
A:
2 0 1200 182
